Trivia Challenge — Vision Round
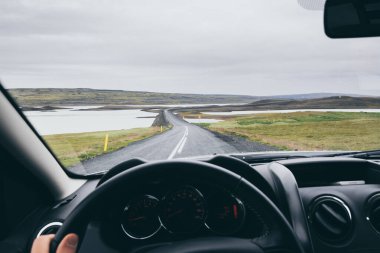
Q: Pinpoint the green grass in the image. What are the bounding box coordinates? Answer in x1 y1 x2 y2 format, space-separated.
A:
202 112 380 151
194 123 211 128
43 127 166 167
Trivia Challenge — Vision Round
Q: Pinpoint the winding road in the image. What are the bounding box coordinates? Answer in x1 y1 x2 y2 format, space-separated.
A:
71 110 275 174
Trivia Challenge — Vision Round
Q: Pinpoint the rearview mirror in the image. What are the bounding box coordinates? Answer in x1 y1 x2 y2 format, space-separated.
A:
324 0 380 38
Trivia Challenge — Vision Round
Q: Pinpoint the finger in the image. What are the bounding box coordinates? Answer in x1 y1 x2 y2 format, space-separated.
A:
31 234 55 253
56 233 79 253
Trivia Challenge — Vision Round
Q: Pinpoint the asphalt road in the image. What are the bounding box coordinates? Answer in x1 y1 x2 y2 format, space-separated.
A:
70 110 277 175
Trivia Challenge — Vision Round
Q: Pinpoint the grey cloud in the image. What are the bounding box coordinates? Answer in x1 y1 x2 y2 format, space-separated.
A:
1 0 380 96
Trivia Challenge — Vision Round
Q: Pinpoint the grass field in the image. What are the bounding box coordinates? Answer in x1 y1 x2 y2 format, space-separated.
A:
198 111 380 151
43 127 166 167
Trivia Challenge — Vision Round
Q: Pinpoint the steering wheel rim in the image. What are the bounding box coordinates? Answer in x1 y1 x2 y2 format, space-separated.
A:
50 160 305 253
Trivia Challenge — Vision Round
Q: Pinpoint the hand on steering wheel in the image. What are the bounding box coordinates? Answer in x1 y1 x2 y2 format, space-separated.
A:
31 234 79 253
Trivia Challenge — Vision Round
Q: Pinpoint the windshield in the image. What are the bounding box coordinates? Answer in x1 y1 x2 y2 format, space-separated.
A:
2 0 380 175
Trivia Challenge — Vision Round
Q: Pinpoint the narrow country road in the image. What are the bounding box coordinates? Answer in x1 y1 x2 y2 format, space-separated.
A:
71 110 239 174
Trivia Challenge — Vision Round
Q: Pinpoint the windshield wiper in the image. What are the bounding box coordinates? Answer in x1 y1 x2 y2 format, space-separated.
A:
324 149 380 159
231 153 311 163
231 150 380 163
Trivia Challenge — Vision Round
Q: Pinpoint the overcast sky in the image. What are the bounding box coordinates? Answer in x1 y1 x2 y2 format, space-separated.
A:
0 0 380 96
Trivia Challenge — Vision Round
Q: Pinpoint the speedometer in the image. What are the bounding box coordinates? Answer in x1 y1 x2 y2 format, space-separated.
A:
160 186 206 234
121 195 161 239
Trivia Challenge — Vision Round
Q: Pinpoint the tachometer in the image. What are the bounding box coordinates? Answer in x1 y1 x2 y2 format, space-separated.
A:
121 195 161 239
160 186 206 234
205 192 245 235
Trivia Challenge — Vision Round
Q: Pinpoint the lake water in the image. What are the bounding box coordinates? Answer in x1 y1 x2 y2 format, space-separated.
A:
126 103 243 108
24 106 158 135
202 109 380 116
24 104 232 135
184 118 222 124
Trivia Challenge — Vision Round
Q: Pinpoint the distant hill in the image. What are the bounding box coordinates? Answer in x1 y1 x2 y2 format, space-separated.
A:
264 93 369 100
7 88 256 107
6 88 371 107
189 96 380 112
248 96 380 109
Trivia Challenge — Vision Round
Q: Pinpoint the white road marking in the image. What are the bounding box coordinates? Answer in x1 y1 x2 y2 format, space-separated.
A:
177 130 188 154
167 126 188 159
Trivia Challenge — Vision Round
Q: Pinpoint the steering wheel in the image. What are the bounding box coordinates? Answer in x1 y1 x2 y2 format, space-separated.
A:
50 160 305 253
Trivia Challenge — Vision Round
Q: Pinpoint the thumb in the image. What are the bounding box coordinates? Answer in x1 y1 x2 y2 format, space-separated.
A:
56 233 79 253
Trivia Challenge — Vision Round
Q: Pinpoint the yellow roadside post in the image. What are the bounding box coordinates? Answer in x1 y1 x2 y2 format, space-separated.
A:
161 125 163 132
104 133 109 152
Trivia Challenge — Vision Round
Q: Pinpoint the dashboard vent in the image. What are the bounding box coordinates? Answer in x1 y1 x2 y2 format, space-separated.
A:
309 196 352 243
367 193 380 233
36 222 63 238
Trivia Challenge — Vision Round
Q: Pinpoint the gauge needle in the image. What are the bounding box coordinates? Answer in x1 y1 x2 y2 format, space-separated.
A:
233 204 238 219
128 216 146 222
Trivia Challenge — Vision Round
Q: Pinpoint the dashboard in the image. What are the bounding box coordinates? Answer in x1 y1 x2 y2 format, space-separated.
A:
31 155 380 253
97 178 267 251
255 157 380 253
120 186 245 239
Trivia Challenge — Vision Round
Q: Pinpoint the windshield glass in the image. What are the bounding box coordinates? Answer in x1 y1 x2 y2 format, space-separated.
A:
2 0 380 175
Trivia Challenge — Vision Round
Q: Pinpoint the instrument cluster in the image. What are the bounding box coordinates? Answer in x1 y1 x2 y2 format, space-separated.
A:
120 185 247 240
